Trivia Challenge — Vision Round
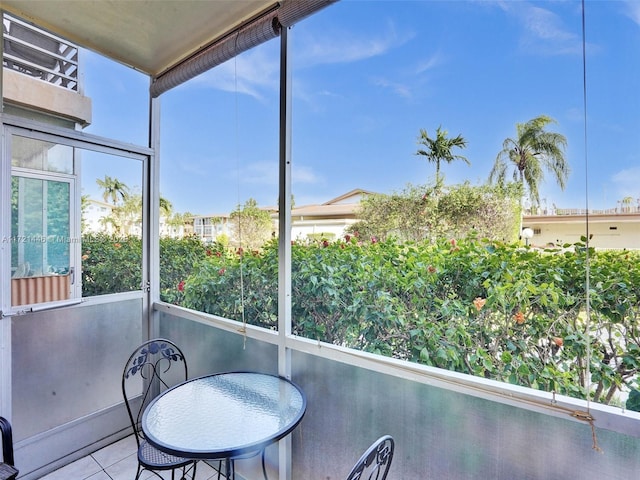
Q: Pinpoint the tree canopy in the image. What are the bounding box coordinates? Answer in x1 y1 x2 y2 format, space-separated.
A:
489 115 569 206
96 175 129 205
416 126 469 186
348 182 521 243
230 198 273 250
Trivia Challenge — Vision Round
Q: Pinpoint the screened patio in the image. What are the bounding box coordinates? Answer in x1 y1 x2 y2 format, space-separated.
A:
1 1 639 479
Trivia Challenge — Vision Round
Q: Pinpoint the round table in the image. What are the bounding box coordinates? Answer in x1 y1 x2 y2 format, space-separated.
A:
142 371 306 478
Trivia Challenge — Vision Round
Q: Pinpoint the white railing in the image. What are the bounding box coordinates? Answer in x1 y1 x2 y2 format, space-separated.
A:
526 206 640 216
3 13 78 91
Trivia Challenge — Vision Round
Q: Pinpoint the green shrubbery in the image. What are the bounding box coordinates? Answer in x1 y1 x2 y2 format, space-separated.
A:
81 233 640 408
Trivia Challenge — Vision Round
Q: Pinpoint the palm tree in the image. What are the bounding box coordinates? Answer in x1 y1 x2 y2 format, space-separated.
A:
489 115 568 207
96 175 129 205
159 196 173 218
416 126 469 187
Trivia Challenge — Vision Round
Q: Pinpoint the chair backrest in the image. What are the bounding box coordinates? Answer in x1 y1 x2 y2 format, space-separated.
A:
345 435 394 480
0 416 18 480
0 417 15 466
122 338 188 447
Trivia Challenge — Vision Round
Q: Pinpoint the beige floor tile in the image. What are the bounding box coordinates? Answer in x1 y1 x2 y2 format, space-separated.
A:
38 455 103 480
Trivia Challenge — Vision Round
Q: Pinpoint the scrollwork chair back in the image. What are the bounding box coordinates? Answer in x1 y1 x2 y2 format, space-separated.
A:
345 435 395 480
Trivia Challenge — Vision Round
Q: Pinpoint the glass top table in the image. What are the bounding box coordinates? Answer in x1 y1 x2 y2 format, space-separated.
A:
142 371 306 477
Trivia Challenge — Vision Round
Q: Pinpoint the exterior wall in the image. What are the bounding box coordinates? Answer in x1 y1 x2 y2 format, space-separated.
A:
524 214 640 249
83 199 114 234
3 69 91 126
193 216 231 243
291 218 357 241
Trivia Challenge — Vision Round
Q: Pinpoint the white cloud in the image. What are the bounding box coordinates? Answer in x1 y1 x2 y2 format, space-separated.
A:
611 166 640 199
191 44 279 100
293 164 323 184
230 161 321 187
499 2 584 55
415 52 443 74
371 77 412 99
293 20 414 68
623 0 640 25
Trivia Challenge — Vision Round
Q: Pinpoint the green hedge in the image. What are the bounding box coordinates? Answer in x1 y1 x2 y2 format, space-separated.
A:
81 234 640 408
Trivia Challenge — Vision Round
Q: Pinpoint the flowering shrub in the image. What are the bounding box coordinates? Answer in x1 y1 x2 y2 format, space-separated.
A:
179 236 639 407
81 234 208 300
81 233 142 296
82 233 640 407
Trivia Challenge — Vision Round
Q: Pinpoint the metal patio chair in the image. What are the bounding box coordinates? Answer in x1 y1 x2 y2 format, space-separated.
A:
345 435 395 480
0 417 18 480
122 338 198 480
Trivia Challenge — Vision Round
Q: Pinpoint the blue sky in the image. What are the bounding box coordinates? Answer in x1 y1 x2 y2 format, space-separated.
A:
82 0 640 215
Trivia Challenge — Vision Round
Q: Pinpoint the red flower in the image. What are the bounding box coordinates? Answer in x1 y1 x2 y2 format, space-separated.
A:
218 268 226 275
513 311 525 324
177 281 185 292
371 236 378 244
345 234 351 243
553 337 564 347
206 249 212 256
322 240 329 248
473 297 486 311
237 247 244 256
450 239 457 247
215 251 222 257
428 265 436 273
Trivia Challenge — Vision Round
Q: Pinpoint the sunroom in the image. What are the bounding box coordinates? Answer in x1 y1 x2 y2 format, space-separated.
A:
1 1 639 479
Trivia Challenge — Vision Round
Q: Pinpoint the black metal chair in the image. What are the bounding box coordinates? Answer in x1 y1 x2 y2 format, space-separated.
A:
0 417 19 480
122 338 198 480
345 435 394 480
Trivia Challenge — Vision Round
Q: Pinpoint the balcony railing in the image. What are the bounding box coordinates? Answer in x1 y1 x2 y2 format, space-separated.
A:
2 13 78 91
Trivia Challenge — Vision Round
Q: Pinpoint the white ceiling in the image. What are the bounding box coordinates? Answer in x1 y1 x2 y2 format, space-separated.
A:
2 0 277 76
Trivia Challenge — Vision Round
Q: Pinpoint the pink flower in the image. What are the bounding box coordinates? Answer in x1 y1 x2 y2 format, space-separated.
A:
218 268 226 275
371 236 378 244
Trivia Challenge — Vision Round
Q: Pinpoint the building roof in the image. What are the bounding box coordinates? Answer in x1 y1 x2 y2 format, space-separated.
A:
291 188 375 218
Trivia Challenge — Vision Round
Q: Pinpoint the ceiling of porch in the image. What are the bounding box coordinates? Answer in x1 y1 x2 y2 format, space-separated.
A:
2 0 277 76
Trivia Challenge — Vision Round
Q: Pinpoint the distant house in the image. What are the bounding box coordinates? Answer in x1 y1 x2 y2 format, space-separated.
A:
192 214 232 243
189 190 640 249
82 199 114 234
83 198 187 238
191 189 374 244
287 189 374 240
523 207 640 249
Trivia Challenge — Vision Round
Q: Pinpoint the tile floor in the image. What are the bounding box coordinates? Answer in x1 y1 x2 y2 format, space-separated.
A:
38 435 225 480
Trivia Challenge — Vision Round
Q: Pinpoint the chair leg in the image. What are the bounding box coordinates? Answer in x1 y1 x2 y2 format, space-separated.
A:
261 449 269 480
